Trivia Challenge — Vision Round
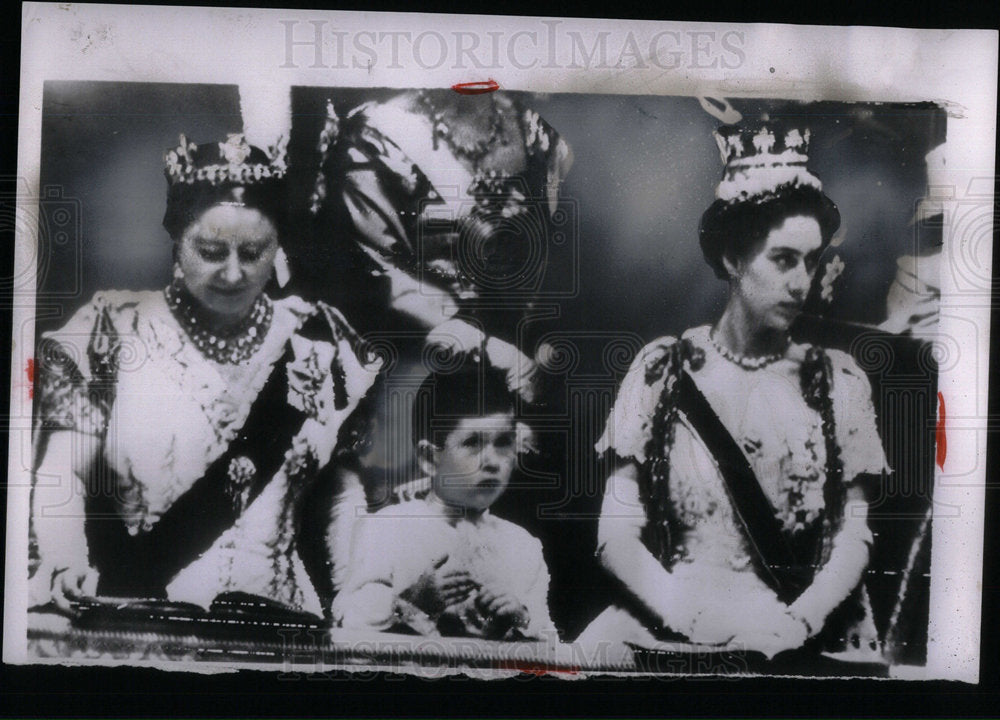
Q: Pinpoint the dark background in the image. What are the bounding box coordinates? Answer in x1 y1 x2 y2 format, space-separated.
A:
4 0 999 717
36 84 943 337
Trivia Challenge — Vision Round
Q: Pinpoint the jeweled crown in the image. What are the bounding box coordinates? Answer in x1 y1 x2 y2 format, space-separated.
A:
713 125 822 203
165 133 288 186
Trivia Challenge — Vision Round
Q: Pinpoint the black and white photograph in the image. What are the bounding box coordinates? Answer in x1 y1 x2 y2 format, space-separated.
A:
5 3 996 688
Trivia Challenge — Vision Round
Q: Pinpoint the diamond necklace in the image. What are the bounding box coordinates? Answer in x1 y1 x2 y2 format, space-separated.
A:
708 328 786 371
165 280 272 364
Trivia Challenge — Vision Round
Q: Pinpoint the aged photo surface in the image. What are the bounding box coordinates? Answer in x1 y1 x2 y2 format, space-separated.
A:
5 4 996 684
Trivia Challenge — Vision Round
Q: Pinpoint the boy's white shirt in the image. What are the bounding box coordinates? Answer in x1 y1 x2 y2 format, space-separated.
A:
334 487 555 640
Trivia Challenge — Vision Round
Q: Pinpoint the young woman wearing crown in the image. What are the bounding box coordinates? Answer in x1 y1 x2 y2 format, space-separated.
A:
28 134 381 616
580 125 889 661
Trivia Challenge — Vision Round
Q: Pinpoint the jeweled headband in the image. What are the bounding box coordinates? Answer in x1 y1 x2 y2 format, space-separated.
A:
162 133 289 240
165 133 287 186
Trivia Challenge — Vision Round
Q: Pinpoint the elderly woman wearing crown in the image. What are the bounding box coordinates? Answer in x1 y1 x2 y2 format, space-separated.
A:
28 134 381 615
581 126 889 661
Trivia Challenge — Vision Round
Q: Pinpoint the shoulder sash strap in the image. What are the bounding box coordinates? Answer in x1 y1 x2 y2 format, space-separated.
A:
673 371 810 603
89 344 308 596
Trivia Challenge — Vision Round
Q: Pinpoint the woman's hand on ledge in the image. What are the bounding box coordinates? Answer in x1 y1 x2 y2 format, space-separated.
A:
30 560 99 615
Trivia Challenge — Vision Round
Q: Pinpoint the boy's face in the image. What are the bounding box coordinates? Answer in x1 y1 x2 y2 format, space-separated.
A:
430 412 517 511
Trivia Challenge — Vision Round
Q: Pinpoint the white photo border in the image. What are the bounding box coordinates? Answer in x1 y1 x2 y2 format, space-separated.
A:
7 2 998 683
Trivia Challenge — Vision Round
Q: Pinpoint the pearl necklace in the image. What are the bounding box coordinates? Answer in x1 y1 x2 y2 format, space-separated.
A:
165 281 272 364
708 329 786 371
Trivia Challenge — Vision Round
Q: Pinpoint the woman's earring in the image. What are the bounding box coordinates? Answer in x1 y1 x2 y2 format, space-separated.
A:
274 247 291 288
173 263 184 281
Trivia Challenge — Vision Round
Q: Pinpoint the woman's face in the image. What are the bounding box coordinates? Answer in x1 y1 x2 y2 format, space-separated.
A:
728 214 823 333
176 204 279 327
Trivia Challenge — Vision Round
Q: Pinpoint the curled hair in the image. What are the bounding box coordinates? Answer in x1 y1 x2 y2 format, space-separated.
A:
698 184 841 280
411 359 516 448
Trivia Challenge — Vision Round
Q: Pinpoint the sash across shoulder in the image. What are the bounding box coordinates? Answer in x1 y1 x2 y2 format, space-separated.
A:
87 344 308 597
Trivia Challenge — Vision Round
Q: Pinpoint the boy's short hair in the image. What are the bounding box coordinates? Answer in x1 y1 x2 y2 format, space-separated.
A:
411 359 516 447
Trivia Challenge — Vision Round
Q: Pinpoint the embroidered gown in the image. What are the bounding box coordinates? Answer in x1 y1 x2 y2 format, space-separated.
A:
31 290 377 615
583 326 889 652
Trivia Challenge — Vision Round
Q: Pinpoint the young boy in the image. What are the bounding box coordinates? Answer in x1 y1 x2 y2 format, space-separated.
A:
333 362 555 641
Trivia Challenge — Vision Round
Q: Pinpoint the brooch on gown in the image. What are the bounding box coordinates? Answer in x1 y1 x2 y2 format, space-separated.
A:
226 456 257 514
286 336 336 419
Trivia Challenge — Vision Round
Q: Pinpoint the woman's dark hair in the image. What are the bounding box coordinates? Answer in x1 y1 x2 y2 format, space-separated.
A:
411 359 515 448
698 184 841 280
162 144 288 243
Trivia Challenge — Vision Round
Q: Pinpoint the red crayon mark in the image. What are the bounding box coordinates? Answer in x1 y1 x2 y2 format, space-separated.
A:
26 358 35 400
499 661 579 676
936 391 947 470
451 79 500 95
